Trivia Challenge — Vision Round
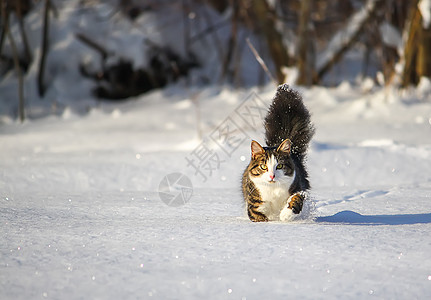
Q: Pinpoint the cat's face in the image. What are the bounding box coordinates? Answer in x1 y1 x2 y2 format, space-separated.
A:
248 139 295 184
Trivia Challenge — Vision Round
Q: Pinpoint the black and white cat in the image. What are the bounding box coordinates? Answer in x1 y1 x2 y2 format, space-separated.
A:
242 84 314 222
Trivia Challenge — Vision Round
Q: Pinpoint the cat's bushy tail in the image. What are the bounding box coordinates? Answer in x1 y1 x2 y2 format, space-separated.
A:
264 84 315 158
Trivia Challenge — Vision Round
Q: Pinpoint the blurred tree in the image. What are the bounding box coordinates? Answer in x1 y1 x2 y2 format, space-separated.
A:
0 0 32 72
296 0 315 86
38 0 52 97
0 0 28 122
402 0 431 86
316 0 382 84
250 0 291 84
220 0 239 82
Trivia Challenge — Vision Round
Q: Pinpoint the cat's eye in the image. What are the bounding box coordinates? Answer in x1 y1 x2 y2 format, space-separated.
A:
260 164 267 170
276 164 284 169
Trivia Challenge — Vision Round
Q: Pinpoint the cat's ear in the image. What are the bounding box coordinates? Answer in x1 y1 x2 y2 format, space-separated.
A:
251 140 264 158
277 139 292 154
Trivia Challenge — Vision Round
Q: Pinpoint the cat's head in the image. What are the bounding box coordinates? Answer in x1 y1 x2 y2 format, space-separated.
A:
247 139 295 184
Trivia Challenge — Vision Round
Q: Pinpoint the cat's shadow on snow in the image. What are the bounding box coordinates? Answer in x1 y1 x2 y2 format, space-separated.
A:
316 210 431 226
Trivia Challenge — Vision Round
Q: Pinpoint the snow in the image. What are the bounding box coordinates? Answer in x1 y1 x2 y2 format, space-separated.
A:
379 21 402 50
1 84 431 299
1 1 431 299
419 0 431 29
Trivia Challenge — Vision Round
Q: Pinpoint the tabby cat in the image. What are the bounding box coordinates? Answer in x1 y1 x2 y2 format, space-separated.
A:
242 84 314 222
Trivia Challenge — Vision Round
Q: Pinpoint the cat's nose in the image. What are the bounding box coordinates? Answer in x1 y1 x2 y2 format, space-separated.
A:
269 174 275 180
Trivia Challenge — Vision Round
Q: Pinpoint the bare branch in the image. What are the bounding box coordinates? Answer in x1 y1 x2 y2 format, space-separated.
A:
75 33 111 61
246 37 276 83
1 0 25 122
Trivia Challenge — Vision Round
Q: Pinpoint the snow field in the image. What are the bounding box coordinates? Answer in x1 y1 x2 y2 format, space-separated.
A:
1 84 431 299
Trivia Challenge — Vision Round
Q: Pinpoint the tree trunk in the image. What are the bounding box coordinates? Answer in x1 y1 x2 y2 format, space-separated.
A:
16 0 32 65
220 0 238 82
296 0 315 86
402 0 431 87
38 0 50 97
251 0 290 84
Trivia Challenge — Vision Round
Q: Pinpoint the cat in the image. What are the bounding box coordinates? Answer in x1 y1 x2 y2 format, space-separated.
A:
242 84 315 222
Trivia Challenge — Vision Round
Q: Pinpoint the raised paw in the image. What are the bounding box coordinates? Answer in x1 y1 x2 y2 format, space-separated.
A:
288 193 304 214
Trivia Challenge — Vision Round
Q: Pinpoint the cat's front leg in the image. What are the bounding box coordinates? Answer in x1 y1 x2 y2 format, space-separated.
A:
247 203 269 222
279 192 305 221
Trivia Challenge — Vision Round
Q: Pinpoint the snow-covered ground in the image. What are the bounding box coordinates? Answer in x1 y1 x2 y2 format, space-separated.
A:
1 82 431 299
